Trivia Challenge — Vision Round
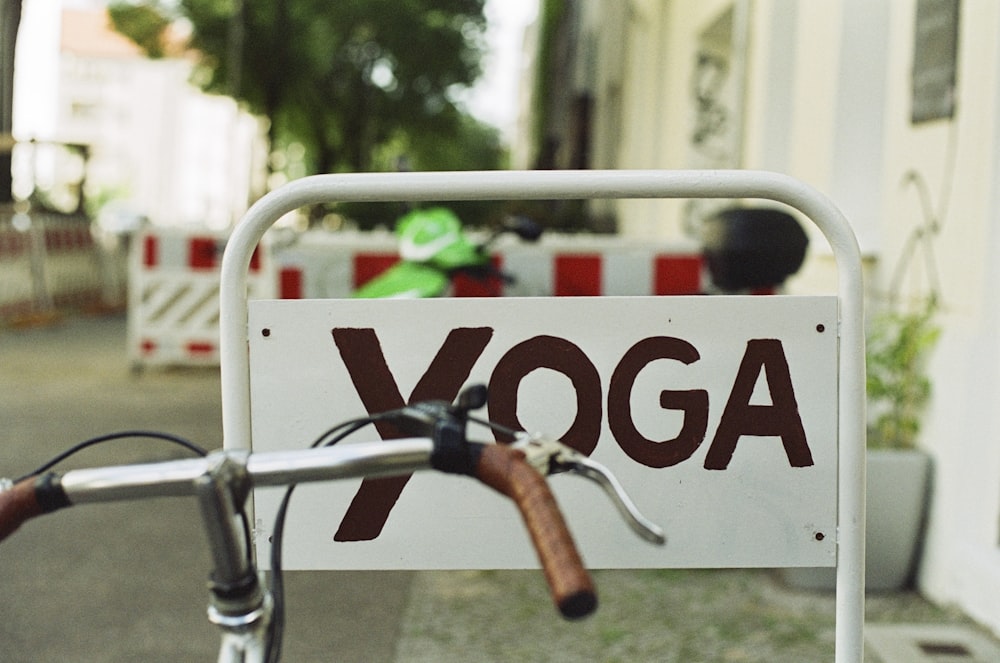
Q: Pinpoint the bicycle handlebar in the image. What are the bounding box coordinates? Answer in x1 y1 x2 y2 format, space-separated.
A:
0 477 45 543
0 438 598 619
0 386 665 654
474 444 595 618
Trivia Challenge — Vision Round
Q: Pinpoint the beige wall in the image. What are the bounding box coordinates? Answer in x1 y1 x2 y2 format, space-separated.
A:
880 0 1000 634
605 0 1000 637
612 0 887 286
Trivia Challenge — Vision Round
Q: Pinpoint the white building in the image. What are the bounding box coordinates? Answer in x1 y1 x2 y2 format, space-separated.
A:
524 0 1000 638
13 1 266 229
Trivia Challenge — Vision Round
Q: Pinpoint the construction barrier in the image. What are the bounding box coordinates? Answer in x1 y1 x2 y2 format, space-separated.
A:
271 230 705 299
0 211 107 324
270 230 398 300
126 227 703 369
127 228 273 369
0 217 37 319
41 215 106 310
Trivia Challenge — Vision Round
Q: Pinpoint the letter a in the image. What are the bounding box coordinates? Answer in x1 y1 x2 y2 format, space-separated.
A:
704 339 813 470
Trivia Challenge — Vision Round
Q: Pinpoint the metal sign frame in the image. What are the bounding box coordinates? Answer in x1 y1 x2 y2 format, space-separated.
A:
219 170 865 663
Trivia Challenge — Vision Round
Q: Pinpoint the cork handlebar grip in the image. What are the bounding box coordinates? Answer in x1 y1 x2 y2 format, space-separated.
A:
0 477 46 543
474 444 596 619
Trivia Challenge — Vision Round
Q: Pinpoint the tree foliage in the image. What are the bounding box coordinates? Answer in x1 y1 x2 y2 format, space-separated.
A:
109 0 494 178
107 3 171 58
1 0 24 203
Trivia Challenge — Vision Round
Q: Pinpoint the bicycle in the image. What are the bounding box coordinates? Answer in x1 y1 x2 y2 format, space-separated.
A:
0 384 663 662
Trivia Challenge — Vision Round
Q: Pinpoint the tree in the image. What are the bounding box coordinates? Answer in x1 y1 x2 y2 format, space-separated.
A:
1 0 22 204
339 110 507 229
110 0 490 177
107 2 172 59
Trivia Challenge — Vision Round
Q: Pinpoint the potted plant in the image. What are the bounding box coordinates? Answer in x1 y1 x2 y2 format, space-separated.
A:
862 299 938 590
782 299 939 591
866 299 941 449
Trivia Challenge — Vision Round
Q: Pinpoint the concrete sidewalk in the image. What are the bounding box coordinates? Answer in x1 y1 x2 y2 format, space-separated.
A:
0 314 994 662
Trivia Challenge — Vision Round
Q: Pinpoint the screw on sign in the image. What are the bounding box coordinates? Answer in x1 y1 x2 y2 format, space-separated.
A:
329 326 815 541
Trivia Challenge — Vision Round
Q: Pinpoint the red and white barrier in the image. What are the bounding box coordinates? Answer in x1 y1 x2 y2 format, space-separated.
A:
0 222 36 318
271 231 705 299
127 228 272 369
41 218 104 310
271 230 398 300
127 228 702 368
492 236 704 297
0 214 105 323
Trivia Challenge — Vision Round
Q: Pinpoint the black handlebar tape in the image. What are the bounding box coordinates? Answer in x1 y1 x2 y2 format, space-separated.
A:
0 474 70 543
474 444 597 619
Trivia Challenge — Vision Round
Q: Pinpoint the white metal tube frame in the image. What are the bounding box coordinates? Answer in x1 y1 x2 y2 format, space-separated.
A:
219 170 866 663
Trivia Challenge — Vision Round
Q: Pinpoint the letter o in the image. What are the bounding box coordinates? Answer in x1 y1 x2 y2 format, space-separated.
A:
487 335 601 456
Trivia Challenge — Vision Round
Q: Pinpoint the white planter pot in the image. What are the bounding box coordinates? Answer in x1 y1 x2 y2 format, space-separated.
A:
780 449 931 592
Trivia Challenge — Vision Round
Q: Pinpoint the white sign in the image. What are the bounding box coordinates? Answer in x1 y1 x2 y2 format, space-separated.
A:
248 296 838 570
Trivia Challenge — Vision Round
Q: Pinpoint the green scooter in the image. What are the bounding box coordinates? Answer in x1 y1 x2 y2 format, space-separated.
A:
352 207 542 299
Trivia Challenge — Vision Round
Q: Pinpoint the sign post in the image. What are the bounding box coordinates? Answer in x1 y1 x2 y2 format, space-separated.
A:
219 170 865 662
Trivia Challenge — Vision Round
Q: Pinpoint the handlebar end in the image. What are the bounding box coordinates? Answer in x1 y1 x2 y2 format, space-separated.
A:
558 589 597 620
0 473 71 544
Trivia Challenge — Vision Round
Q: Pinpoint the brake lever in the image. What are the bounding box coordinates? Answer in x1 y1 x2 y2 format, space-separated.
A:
510 433 666 546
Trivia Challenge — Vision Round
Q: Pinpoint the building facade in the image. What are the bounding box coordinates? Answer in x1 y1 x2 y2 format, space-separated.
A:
13 2 266 229
525 0 1000 636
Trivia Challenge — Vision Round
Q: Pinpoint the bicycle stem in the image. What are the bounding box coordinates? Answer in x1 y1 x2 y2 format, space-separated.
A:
194 453 265 629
